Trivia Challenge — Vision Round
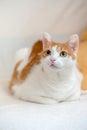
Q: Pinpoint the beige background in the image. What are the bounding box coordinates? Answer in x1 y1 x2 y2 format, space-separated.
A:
0 0 87 38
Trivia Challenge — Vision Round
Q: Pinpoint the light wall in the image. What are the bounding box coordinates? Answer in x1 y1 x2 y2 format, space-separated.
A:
0 0 87 38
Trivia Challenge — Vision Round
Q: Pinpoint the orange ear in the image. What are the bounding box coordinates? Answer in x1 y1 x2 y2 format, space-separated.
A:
42 32 52 50
68 34 79 54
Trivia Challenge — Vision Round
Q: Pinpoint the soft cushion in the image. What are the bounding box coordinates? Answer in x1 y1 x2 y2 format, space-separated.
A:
0 82 87 130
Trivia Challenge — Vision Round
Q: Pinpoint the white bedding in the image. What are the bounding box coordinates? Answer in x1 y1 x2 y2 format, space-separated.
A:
0 82 87 130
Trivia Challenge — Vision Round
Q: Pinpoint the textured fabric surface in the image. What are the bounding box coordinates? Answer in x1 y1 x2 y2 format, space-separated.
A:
0 83 87 130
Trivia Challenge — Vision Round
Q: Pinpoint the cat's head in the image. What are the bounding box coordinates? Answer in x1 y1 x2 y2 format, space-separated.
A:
40 32 79 72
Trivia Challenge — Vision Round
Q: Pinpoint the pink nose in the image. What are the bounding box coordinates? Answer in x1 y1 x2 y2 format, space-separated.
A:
50 59 56 63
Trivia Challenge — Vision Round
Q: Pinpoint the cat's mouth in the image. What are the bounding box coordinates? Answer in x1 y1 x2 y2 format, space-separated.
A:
50 63 58 69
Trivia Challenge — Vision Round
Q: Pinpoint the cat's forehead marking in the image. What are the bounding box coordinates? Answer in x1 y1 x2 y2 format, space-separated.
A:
51 43 67 52
50 41 76 59
51 45 57 52
57 44 66 51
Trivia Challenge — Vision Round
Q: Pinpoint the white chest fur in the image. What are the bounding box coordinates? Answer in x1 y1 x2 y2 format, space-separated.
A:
13 62 83 104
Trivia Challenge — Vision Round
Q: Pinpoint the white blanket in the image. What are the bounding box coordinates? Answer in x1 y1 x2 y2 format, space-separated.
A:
0 81 87 130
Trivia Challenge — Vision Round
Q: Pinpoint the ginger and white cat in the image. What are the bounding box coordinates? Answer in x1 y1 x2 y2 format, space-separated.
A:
9 33 83 104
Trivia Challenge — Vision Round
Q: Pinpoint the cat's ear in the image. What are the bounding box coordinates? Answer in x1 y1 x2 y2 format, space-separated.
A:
42 32 52 50
68 34 79 54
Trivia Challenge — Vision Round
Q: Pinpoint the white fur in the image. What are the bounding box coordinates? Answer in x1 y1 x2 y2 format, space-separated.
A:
15 48 31 73
15 48 30 63
12 44 83 104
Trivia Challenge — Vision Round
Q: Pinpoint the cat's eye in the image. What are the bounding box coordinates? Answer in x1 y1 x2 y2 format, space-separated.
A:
46 50 51 55
60 51 67 57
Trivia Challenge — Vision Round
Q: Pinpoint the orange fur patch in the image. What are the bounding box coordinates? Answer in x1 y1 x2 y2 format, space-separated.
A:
20 40 43 81
29 40 43 58
42 41 76 59
9 40 43 90
9 61 22 90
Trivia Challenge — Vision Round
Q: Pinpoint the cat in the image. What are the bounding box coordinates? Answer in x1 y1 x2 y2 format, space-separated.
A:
9 33 83 104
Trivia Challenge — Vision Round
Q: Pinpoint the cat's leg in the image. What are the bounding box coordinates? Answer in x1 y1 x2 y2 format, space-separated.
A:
20 95 58 104
66 91 81 102
12 85 57 104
